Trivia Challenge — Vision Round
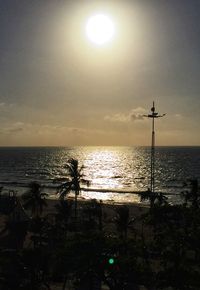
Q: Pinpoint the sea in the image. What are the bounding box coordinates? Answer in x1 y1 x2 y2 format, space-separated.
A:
0 146 199 204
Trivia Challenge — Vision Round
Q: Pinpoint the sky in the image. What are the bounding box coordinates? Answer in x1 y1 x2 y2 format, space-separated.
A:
0 0 200 146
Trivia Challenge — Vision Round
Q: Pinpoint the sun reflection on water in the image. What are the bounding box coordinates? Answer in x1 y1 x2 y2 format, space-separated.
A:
83 148 126 188
77 147 147 202
1 146 198 204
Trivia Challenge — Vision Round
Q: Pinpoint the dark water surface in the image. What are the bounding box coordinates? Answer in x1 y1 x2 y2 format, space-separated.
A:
0 146 199 203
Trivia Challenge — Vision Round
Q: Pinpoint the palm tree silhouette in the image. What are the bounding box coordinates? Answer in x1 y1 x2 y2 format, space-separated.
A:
55 199 73 237
114 205 135 240
140 189 168 208
57 158 89 219
140 189 155 208
181 179 200 209
22 182 48 217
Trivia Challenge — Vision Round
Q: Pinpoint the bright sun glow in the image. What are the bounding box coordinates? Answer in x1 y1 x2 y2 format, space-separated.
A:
86 14 115 45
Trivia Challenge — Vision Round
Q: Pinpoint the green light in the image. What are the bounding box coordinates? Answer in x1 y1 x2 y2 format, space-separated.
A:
108 258 114 265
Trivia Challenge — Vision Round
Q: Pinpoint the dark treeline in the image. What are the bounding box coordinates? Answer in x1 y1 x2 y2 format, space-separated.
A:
0 160 200 290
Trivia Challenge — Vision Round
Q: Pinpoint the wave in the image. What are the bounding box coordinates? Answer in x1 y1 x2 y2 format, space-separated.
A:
0 181 29 187
0 180 180 196
80 187 180 196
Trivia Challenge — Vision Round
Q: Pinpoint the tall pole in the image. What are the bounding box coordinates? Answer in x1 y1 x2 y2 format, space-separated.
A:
144 102 165 193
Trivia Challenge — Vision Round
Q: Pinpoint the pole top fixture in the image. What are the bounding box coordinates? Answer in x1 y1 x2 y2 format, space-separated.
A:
143 101 166 119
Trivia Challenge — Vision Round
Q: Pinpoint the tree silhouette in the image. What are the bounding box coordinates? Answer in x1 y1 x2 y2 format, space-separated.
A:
140 189 168 208
57 159 89 219
181 179 200 209
22 182 48 217
82 199 103 231
114 205 135 240
55 199 73 237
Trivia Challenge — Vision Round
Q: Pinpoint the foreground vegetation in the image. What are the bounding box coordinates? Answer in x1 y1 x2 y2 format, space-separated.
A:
0 161 199 290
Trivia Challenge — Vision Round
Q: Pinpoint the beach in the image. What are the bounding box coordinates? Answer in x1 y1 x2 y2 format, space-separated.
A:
1 180 200 289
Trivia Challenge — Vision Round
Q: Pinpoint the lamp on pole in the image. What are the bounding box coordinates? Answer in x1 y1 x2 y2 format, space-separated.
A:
144 102 165 193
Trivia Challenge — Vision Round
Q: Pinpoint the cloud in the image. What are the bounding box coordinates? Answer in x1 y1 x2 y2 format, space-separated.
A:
0 122 106 138
104 107 147 123
9 127 23 133
174 114 183 120
0 102 15 116
0 102 14 108
104 113 129 123
1 122 24 134
0 121 114 146
65 126 107 136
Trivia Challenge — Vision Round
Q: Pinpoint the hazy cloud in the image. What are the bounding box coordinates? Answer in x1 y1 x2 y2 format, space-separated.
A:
0 102 15 114
0 122 106 137
104 107 147 123
174 114 183 120
9 127 24 133
104 113 129 123
1 122 24 134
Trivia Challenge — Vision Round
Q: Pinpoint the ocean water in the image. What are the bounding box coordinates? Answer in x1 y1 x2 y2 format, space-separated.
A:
0 146 199 204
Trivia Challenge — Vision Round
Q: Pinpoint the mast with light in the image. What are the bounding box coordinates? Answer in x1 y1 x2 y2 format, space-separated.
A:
144 102 166 193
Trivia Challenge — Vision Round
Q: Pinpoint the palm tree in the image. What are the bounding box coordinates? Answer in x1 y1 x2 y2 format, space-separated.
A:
140 189 168 208
22 182 48 217
55 199 73 237
57 158 89 219
22 183 48 248
82 199 103 231
140 189 155 208
114 205 135 240
181 179 200 209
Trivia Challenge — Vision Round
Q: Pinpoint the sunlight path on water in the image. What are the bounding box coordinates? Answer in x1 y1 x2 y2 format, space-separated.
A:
78 147 149 203
0 146 200 204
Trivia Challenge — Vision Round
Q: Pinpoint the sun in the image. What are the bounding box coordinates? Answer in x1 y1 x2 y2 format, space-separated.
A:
86 14 115 46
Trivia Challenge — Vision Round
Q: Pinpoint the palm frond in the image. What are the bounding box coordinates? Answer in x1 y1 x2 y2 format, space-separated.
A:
22 182 47 216
81 179 90 187
58 187 71 199
67 159 78 176
140 191 152 202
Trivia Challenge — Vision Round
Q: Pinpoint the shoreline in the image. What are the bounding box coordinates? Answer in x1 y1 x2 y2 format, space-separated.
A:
31 195 150 222
0 193 149 220
1 184 181 206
